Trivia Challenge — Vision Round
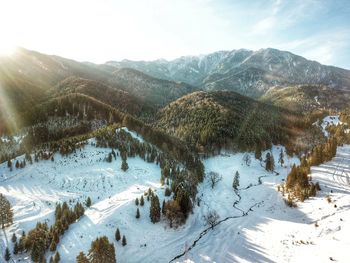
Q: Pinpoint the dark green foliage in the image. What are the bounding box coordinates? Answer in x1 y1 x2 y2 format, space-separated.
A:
265 152 275 172
86 197 92 208
115 228 121 241
4 247 10 261
157 91 299 152
285 138 337 202
150 195 161 223
25 222 50 262
76 252 89 263
232 171 240 190
254 144 262 160
135 198 139 206
11 233 17 243
164 200 185 228
88 236 116 263
54 252 60 262
24 202 84 261
162 200 166 215
136 208 140 219
0 194 13 228
50 239 57 251
164 187 172 197
121 159 129 171
278 149 284 167
13 241 19 255
122 235 127 246
140 195 144 206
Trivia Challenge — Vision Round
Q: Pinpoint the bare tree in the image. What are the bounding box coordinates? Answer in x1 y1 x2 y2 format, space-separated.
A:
242 153 251 166
204 210 220 229
208 172 222 189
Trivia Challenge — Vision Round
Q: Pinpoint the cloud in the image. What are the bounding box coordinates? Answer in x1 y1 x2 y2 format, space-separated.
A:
276 29 350 67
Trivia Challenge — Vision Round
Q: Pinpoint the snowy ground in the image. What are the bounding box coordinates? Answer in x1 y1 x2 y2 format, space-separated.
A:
1 128 350 262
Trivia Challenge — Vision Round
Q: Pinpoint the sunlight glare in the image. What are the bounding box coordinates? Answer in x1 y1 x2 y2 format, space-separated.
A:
0 43 17 57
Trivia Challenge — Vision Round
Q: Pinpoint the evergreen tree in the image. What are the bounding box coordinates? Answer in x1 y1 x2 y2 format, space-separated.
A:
278 149 284 167
11 232 17 242
254 144 262 160
50 239 57 251
121 159 129 171
13 241 19 255
0 194 13 228
115 228 121 241
88 236 116 263
54 252 60 263
122 235 127 246
232 171 240 190
135 198 139 206
15 160 20 169
162 200 166 215
265 152 275 171
136 208 140 219
4 247 10 261
150 195 161 223
140 195 144 206
76 251 89 263
49 256 54 263
86 197 92 208
7 160 12 169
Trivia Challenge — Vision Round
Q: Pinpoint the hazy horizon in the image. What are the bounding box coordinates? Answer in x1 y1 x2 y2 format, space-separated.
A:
1 0 350 69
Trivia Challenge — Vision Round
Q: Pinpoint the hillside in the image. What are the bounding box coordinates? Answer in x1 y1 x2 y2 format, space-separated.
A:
156 91 305 152
107 48 350 98
109 68 196 106
0 48 195 133
261 85 350 113
55 77 156 119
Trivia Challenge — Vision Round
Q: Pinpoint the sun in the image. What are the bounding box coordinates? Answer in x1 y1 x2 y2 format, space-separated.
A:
0 43 17 57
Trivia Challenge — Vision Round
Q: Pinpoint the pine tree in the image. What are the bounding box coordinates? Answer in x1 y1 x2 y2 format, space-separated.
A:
140 195 144 206
265 152 275 171
86 197 92 208
278 149 284 167
13 241 19 255
0 193 13 228
150 195 161 223
162 200 166 215
76 251 89 263
122 235 127 246
15 160 20 169
121 159 129 171
232 171 240 190
50 239 57 251
135 198 139 206
54 252 60 263
254 144 262 160
4 247 10 261
11 233 17 242
115 228 121 241
7 160 12 169
88 236 116 263
49 256 54 263
136 208 140 219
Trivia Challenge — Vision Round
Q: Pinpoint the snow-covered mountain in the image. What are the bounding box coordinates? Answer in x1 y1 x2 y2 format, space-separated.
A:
106 48 350 98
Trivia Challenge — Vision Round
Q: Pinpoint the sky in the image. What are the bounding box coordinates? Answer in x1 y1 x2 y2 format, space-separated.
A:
0 0 349 68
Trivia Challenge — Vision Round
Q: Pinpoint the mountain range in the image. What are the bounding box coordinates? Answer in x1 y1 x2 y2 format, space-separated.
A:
107 48 350 98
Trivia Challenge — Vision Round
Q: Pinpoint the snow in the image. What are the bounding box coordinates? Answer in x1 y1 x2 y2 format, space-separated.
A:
1 129 350 262
319 115 343 137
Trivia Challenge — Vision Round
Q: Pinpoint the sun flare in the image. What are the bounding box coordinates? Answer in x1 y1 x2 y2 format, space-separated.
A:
0 43 17 57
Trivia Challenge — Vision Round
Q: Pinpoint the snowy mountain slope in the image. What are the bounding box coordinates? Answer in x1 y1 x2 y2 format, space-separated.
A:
1 125 350 262
107 48 350 98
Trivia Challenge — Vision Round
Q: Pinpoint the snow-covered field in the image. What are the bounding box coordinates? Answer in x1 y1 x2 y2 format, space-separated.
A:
1 127 350 262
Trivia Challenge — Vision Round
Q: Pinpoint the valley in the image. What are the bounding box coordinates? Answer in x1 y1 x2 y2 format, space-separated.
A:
1 45 350 263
